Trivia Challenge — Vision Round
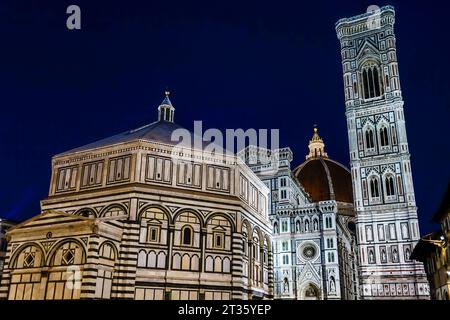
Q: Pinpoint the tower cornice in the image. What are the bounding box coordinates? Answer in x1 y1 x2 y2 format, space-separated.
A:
336 6 395 40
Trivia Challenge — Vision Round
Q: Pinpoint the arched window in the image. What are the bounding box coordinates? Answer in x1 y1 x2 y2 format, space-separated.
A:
365 129 375 149
157 251 166 268
15 245 43 269
176 212 200 247
370 177 380 198
223 257 231 273
253 238 260 261
385 176 395 196
362 69 369 98
140 207 169 245
138 250 147 267
397 176 404 195
242 232 248 256
181 226 193 246
391 126 397 145
101 206 126 218
78 209 95 218
148 251 157 268
50 241 85 266
362 180 368 199
273 222 278 234
380 127 389 147
325 217 332 229
361 63 383 99
99 242 116 261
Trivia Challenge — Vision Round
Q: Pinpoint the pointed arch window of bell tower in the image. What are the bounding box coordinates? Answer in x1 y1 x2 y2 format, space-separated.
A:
380 127 390 147
365 129 375 149
361 62 384 99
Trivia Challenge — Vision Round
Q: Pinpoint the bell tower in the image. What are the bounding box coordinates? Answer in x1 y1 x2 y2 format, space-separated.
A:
336 6 429 299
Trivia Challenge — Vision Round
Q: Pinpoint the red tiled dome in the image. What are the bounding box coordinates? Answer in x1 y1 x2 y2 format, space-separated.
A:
293 157 353 204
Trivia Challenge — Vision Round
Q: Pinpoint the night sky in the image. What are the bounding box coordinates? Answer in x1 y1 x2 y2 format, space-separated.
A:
0 0 448 235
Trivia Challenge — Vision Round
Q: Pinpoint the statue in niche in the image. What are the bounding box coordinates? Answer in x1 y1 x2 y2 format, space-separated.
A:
405 248 411 261
283 277 289 293
392 248 398 262
368 249 375 263
330 277 336 293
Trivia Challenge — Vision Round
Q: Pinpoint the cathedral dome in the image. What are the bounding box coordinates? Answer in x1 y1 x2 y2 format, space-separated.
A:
293 127 353 204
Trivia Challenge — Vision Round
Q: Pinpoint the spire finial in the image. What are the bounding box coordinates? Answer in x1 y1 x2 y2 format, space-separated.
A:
165 88 170 97
306 125 328 160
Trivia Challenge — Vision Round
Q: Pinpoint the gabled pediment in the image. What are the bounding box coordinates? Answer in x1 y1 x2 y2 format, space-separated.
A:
7 210 93 234
356 41 380 64
297 261 322 283
146 218 163 225
356 34 379 52
212 225 226 231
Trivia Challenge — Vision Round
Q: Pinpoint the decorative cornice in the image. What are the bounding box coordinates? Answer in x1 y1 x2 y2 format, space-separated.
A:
336 5 395 27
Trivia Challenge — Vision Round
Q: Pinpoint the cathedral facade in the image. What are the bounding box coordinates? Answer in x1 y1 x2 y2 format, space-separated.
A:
336 6 429 299
240 129 359 300
0 93 273 300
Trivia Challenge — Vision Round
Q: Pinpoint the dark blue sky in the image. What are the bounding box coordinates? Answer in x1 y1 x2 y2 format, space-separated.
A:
0 0 448 235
